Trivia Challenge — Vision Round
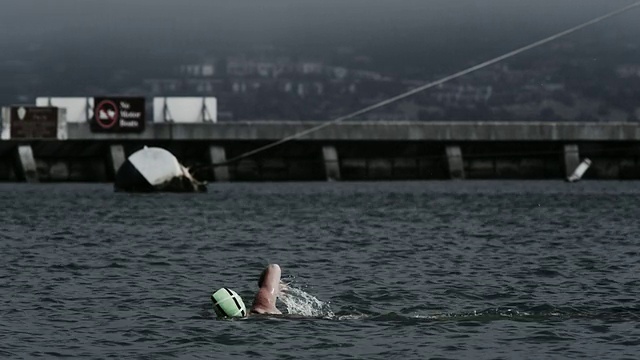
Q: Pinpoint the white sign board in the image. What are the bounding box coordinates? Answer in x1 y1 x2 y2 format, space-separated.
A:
153 97 217 123
35 97 94 123
1 107 10 140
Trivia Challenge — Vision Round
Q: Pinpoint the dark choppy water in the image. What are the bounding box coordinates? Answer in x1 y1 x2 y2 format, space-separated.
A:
1 181 640 359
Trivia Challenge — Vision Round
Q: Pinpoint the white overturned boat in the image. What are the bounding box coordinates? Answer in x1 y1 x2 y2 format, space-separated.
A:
114 146 206 193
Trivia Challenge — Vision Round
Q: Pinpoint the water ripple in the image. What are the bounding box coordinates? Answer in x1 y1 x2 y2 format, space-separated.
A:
1 182 640 359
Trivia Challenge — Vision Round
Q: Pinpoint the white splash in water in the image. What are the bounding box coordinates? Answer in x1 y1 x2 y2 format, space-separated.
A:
279 287 334 319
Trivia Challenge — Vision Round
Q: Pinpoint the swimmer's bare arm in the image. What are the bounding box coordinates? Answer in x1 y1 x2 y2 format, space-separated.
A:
250 264 286 314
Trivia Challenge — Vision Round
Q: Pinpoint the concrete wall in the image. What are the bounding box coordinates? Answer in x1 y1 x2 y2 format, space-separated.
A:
64 121 640 141
1 121 639 182
1 139 638 182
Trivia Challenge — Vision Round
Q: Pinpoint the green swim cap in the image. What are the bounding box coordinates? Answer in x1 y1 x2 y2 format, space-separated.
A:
211 288 246 318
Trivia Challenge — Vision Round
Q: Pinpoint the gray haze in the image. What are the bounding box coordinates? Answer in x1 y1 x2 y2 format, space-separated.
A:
1 0 639 121
1 0 637 54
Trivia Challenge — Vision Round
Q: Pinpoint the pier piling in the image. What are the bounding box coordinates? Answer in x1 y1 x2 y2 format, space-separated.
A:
445 145 465 180
563 144 581 179
209 145 229 182
322 146 341 181
15 145 38 183
108 145 126 178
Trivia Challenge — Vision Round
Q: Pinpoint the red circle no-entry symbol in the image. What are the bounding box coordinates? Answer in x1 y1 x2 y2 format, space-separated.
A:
95 100 119 129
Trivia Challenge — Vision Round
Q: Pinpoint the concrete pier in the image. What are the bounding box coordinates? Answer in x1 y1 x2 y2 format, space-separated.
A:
62 121 640 141
445 146 465 180
15 145 38 183
1 121 640 182
209 145 229 182
322 146 341 181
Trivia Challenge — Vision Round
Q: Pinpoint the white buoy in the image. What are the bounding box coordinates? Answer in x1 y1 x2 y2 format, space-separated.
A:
566 158 591 183
114 146 206 192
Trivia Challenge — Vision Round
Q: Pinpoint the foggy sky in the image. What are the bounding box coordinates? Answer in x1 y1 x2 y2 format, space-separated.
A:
1 0 637 43
0 0 638 72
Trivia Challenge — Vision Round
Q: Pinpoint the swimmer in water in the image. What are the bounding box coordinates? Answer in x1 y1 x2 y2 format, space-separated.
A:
250 263 285 314
211 263 287 319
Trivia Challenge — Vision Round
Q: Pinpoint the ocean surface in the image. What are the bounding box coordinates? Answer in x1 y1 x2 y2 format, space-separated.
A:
1 181 639 360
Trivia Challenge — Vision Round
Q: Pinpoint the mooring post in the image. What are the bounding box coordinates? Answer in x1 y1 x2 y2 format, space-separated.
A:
445 145 465 180
563 144 580 179
108 144 126 178
322 145 341 181
15 145 38 183
209 145 230 182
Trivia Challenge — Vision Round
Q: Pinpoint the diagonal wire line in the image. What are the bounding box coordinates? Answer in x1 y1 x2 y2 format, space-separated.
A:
207 1 640 168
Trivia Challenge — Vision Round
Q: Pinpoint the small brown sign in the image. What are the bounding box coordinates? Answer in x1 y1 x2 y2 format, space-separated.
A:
10 106 59 139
